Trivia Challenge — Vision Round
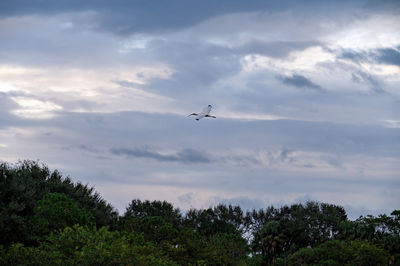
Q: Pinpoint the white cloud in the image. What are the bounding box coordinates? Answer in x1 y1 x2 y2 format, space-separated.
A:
0 64 175 116
240 46 335 72
324 14 400 50
11 97 62 119
383 119 400 128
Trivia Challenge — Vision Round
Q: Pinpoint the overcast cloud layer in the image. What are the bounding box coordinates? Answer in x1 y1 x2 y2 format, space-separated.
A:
0 0 399 219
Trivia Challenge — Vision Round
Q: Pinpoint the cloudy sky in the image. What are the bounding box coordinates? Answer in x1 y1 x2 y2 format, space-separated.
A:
1 0 399 219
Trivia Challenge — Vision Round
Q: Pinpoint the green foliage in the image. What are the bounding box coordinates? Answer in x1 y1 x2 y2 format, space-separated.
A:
120 199 249 264
0 225 177 266
1 160 399 265
32 192 95 238
138 216 178 244
0 160 117 245
123 199 182 228
208 233 249 265
0 160 50 245
246 254 265 266
166 227 210 265
0 243 65 265
184 204 244 238
286 239 390 266
247 200 348 262
252 221 287 265
337 210 400 265
119 200 181 251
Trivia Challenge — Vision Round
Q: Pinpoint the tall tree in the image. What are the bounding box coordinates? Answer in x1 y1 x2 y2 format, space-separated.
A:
338 210 400 264
286 239 390 266
252 221 287 265
184 204 244 238
32 192 94 238
0 160 117 245
122 199 182 228
247 201 348 260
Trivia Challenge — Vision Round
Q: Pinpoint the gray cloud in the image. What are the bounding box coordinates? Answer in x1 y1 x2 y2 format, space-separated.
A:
339 49 369 64
3 109 400 162
1 0 384 35
144 41 241 94
0 1 283 34
352 71 385 94
77 144 99 153
40 111 400 159
113 80 139 88
279 73 324 91
0 92 18 113
236 40 322 58
339 48 400 67
110 147 211 163
136 40 322 106
375 48 400 66
279 148 292 162
178 192 195 205
140 40 321 103
0 92 20 128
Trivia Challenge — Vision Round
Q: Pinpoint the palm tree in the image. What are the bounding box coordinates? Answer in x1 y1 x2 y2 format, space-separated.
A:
253 221 287 265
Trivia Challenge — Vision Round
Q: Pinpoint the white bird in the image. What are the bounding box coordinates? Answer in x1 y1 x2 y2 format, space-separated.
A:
187 105 216 121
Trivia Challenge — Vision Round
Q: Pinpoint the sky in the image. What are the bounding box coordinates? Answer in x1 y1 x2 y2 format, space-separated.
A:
0 0 399 219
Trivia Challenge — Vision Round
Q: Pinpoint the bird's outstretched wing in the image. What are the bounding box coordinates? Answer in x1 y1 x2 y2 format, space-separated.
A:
187 105 213 120
201 105 212 115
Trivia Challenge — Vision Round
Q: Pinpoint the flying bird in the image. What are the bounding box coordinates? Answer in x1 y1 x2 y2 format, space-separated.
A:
187 105 216 121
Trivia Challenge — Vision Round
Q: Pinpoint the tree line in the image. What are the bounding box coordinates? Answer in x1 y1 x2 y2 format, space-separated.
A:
0 160 399 265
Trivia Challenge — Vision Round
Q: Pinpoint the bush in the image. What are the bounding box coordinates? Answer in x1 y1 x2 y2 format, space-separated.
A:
286 240 390 266
0 225 177 265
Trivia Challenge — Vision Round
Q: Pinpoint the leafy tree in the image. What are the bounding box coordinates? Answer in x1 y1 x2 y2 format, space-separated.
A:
0 225 178 265
166 227 210 265
212 204 245 234
247 201 347 258
138 216 178 244
184 204 244 238
44 170 118 229
281 202 347 249
244 206 278 238
0 160 117 245
252 221 287 265
2 159 399 265
208 233 249 265
123 199 182 228
119 199 182 252
286 239 390 266
338 210 400 264
0 160 51 245
32 192 94 238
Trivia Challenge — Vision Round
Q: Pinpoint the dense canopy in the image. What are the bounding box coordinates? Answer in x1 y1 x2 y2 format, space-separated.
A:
1 161 398 265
